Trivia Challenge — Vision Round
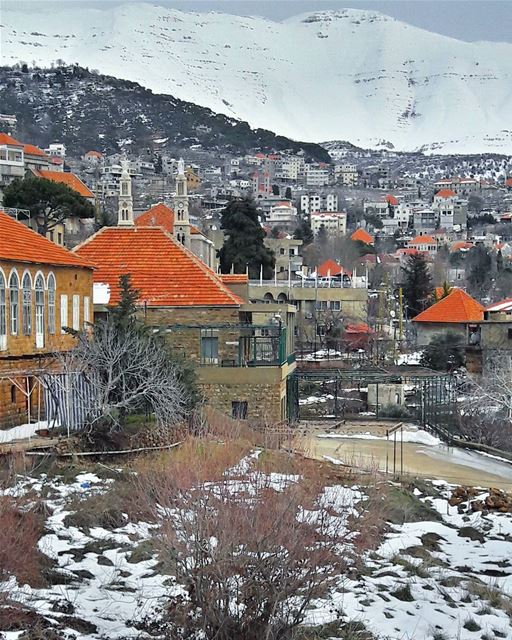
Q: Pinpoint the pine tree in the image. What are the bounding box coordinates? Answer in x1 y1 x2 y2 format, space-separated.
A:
401 253 433 317
272 184 280 196
285 187 292 199
111 274 140 330
294 218 314 245
219 198 275 279
317 223 328 248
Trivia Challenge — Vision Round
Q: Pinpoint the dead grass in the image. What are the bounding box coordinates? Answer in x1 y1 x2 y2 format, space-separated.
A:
465 579 512 618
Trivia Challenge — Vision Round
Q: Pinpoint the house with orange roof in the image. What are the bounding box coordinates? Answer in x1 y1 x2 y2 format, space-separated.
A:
363 194 399 221
36 170 95 203
412 288 484 346
74 209 296 422
0 209 94 428
351 228 374 245
432 188 468 231
408 235 438 256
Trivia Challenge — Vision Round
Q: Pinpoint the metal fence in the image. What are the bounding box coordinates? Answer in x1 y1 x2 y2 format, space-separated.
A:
42 372 99 435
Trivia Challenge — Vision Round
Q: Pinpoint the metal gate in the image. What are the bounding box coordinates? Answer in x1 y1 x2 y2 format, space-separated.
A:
42 372 99 434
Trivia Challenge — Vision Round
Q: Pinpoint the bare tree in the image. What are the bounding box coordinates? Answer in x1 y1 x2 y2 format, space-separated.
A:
135 454 379 640
60 321 186 433
459 355 512 451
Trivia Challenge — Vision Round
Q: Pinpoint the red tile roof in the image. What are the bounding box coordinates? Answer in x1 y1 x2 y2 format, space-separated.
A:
23 143 48 158
351 228 374 244
345 323 373 334
74 227 243 308
0 132 23 147
386 194 398 206
135 203 174 233
0 210 93 268
317 259 342 277
436 189 456 198
85 150 103 157
409 235 436 245
505 178 512 187
37 170 94 199
413 289 484 324
450 241 473 252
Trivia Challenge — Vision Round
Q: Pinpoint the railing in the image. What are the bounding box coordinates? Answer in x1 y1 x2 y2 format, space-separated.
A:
248 279 366 289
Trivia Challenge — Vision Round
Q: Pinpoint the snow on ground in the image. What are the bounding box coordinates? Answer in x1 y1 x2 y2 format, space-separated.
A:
318 428 441 446
396 352 423 366
0 420 51 444
3 459 512 638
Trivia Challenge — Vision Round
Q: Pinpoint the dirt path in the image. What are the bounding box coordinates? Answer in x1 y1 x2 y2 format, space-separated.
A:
302 434 512 490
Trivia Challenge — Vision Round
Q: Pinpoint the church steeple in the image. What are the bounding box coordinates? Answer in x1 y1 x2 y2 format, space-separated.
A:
117 159 134 227
173 158 190 247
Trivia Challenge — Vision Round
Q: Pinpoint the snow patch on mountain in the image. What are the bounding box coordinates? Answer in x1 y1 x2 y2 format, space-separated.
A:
2 3 511 153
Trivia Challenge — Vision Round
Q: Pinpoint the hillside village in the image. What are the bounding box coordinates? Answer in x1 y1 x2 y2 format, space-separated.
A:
2 62 512 640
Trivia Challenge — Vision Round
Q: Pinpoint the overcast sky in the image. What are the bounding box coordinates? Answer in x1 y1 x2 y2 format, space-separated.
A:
7 0 512 43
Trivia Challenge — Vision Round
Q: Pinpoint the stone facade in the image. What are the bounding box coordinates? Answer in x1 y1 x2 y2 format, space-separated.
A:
0 259 93 429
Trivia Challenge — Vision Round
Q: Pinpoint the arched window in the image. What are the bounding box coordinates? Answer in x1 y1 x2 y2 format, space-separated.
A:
22 273 32 336
47 273 56 335
35 274 45 348
9 271 19 335
0 271 6 350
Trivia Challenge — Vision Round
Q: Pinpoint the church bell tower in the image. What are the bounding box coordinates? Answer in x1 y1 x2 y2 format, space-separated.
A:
173 158 190 247
117 159 134 227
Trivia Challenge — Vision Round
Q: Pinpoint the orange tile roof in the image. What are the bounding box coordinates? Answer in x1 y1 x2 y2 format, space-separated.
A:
450 241 473 252
386 194 398 206
0 210 93 268
506 178 512 187
409 235 436 245
135 203 174 233
436 189 456 198
23 143 48 158
345 323 373 334
351 228 374 244
85 150 103 157
0 132 23 147
38 170 94 199
74 227 243 308
413 289 484 324
317 259 342 277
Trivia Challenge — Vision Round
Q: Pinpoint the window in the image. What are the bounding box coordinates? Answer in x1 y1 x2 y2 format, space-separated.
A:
9 271 19 335
10 385 16 404
201 334 219 364
72 295 80 330
22 273 32 336
47 273 56 334
331 301 341 311
0 272 6 350
83 296 90 326
60 294 68 333
35 274 45 348
232 401 248 419
57 232 63 245
315 300 328 311
508 328 512 340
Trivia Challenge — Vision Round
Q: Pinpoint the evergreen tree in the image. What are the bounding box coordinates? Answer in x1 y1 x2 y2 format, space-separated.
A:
3 176 95 236
293 218 314 245
317 223 328 248
497 249 504 272
218 198 275 279
285 186 292 200
272 184 280 196
466 245 492 296
434 281 452 302
401 253 433 317
111 274 140 330
420 331 464 371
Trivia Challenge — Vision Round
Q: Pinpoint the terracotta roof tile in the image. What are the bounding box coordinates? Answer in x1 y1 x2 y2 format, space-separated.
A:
351 228 374 244
410 235 436 245
0 210 93 268
74 227 243 308
317 259 342 277
386 194 398 206
38 170 94 199
0 132 23 147
23 143 48 158
135 203 174 233
221 274 248 283
436 189 456 198
413 289 484 324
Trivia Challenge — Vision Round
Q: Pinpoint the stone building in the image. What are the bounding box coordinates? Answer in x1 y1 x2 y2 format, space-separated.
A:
0 210 94 428
74 214 296 422
412 289 484 347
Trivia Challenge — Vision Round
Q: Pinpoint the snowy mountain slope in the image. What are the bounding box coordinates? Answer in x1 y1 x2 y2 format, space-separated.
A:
2 3 512 153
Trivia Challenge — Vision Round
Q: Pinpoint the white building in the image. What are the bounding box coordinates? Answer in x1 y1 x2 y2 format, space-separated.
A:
277 155 305 181
300 193 338 214
305 164 330 186
433 177 480 197
334 163 358 186
310 211 347 236
44 143 66 158
267 201 299 227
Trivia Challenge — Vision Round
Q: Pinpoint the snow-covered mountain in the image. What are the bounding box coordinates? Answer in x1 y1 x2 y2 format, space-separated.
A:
2 3 511 154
